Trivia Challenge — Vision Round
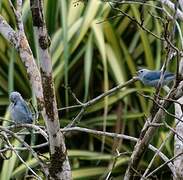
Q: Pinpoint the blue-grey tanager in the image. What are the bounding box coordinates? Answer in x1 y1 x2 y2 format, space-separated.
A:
137 69 175 87
9 91 33 124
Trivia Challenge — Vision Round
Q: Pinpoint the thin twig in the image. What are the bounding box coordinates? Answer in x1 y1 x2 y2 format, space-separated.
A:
139 93 183 123
1 132 42 180
108 2 164 40
61 126 174 173
141 130 174 179
0 126 48 176
0 142 48 152
6 124 48 141
66 77 139 127
146 152 183 178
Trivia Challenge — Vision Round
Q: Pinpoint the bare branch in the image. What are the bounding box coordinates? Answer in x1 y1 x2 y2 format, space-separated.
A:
0 15 18 48
66 77 139 127
30 0 71 179
0 126 49 176
146 152 183 179
108 2 164 41
1 132 41 179
141 130 175 179
174 58 183 179
7 124 48 141
62 126 175 173
0 142 48 152
124 76 183 179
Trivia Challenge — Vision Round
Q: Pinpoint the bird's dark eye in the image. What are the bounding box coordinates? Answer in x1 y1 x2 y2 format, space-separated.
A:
12 97 17 103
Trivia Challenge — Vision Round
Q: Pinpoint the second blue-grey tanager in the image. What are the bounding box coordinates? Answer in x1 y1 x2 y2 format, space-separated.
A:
137 69 175 87
9 91 33 124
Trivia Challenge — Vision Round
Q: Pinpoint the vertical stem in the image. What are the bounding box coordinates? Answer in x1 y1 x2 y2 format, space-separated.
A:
30 0 71 179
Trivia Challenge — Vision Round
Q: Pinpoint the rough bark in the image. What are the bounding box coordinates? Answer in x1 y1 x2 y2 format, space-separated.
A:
0 1 71 179
124 79 183 179
30 0 72 179
174 59 183 180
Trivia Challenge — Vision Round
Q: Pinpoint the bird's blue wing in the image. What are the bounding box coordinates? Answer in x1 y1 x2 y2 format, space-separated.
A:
19 100 33 122
144 71 161 81
144 71 174 81
164 72 175 79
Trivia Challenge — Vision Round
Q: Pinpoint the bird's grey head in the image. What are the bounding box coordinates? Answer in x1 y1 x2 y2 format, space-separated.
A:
9 92 22 103
137 69 149 79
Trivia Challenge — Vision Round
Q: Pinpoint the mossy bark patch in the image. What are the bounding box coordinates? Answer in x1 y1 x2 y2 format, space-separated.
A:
30 0 44 27
41 70 55 121
49 146 67 180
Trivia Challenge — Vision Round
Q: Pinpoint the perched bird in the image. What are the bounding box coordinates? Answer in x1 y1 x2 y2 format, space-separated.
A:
9 91 33 124
137 69 175 87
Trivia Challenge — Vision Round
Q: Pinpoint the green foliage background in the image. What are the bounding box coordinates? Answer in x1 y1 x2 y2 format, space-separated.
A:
0 0 179 179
